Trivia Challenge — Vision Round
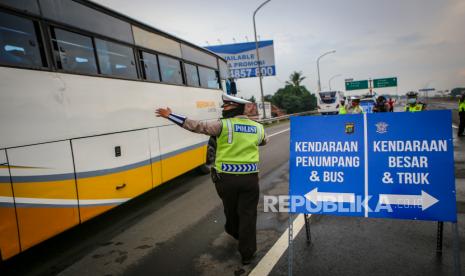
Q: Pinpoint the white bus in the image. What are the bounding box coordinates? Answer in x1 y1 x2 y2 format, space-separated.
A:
0 0 227 261
317 91 344 115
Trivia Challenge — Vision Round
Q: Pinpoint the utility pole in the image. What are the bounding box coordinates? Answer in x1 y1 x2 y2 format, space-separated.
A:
317 50 336 92
253 0 271 119
329 74 342 91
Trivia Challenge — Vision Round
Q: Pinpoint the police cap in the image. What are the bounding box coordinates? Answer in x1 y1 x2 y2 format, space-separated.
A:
406 91 418 98
222 94 251 107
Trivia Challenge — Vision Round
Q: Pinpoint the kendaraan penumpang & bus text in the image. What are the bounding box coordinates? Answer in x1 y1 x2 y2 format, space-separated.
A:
294 140 447 168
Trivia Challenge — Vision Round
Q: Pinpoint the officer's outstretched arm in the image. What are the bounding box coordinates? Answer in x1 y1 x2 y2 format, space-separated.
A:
155 107 221 136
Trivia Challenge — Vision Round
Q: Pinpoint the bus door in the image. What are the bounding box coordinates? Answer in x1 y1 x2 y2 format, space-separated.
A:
0 149 20 261
72 130 153 222
8 141 79 251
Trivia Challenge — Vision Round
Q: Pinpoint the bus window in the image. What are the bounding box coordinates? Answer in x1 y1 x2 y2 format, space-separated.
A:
158 55 183 85
198 66 219 89
51 28 98 74
184 63 200 87
95 39 137 79
140 51 160 82
0 11 44 68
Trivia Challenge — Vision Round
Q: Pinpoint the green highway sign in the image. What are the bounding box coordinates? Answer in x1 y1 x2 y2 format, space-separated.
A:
373 77 397 88
345 80 369 91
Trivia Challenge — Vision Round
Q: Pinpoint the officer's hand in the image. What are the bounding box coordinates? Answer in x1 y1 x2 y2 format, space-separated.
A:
155 107 172 118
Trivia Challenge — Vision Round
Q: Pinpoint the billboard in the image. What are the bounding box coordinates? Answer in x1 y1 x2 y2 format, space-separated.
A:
205 40 276 79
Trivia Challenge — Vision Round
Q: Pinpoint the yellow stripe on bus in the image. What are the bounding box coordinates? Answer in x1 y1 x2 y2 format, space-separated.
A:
161 145 206 182
0 144 207 259
9 179 78 199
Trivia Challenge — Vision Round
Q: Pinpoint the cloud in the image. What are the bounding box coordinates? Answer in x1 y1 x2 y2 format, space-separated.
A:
395 33 423 45
459 69 465 78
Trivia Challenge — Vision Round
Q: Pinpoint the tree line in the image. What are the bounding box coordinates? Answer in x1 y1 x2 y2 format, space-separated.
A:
247 71 318 114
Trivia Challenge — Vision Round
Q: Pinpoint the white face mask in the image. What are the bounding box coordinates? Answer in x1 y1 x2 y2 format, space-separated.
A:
407 98 416 104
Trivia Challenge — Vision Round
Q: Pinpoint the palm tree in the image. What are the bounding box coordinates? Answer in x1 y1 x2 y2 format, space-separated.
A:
286 71 306 87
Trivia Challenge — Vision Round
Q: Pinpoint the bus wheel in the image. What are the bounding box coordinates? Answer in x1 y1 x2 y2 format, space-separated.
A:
197 137 216 174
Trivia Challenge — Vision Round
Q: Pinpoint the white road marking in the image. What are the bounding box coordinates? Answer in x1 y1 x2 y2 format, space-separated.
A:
452 124 458 129
268 128 290 138
249 214 307 276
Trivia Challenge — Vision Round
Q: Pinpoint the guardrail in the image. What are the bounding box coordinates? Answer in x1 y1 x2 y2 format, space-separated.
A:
258 110 319 124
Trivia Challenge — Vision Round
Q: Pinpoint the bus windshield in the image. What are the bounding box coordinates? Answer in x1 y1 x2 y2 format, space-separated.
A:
319 91 337 104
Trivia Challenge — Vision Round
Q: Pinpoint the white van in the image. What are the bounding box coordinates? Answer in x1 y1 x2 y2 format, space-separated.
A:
317 91 344 115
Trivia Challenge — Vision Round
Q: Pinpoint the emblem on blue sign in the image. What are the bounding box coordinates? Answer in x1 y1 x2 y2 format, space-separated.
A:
375 122 389 134
345 123 354 134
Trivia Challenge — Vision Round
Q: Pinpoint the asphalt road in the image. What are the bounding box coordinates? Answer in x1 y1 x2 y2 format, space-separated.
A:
1 122 292 276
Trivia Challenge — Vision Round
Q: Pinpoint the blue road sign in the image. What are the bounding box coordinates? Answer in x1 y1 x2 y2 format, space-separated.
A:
360 101 375 113
367 111 456 221
289 110 457 222
290 115 365 217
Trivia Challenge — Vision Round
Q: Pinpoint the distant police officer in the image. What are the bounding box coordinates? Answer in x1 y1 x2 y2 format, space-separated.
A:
155 94 267 265
347 95 364 114
338 98 347 114
404 91 425 112
458 94 465 137
373 96 389 112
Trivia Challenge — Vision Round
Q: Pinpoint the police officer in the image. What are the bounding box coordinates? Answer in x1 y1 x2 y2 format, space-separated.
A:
404 91 425 112
458 94 465 137
155 94 267 265
347 95 364 114
338 98 347 114
373 96 389 112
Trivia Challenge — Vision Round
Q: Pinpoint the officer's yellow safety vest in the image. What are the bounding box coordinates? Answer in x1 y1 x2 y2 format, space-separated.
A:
215 118 265 174
349 105 364 114
339 106 347 115
405 104 423 112
459 101 465 112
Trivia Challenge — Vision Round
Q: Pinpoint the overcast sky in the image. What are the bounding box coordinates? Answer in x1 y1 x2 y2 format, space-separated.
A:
94 0 465 99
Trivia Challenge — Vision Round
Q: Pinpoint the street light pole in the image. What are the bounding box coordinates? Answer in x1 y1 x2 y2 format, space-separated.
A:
328 74 342 91
253 0 271 119
317 50 336 92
